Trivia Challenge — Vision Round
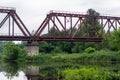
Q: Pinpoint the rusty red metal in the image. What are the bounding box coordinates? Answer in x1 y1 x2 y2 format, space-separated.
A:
0 9 119 42
0 7 31 37
34 10 120 42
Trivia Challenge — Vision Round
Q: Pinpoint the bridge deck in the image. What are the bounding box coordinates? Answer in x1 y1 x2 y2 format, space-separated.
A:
0 36 103 42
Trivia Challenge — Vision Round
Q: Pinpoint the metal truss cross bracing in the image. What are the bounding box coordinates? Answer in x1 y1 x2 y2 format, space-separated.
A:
34 10 120 42
0 7 31 41
0 8 119 42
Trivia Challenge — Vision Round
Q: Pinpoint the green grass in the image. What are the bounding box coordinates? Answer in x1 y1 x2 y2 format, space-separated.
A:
0 50 120 80
26 50 120 63
59 67 120 80
1 51 120 80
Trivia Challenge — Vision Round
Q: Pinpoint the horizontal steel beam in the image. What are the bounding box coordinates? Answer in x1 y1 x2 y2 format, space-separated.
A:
34 37 103 42
0 6 15 13
0 36 31 41
48 12 120 20
0 36 103 42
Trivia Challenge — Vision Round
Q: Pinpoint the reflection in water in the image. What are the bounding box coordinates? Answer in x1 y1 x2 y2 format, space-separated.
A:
0 61 19 79
25 66 40 80
25 65 59 80
0 61 120 80
0 61 28 80
0 71 27 80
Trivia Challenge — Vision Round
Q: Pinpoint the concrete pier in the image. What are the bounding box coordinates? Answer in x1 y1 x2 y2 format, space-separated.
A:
25 41 39 56
25 66 40 80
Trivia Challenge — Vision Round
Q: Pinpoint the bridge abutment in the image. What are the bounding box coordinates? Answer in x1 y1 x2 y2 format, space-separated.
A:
25 41 39 56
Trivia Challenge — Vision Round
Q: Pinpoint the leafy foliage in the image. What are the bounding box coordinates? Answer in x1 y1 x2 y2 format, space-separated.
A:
0 41 6 53
60 67 120 80
38 8 102 54
82 8 101 37
109 29 120 51
100 29 120 51
84 47 96 53
2 42 26 61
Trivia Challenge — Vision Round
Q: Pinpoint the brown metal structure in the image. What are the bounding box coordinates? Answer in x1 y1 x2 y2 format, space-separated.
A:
0 8 120 42
0 7 31 41
34 10 119 42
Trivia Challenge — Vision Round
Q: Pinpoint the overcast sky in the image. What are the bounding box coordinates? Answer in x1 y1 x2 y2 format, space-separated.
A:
0 0 120 32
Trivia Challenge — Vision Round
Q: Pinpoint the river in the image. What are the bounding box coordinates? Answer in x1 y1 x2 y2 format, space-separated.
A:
0 61 120 80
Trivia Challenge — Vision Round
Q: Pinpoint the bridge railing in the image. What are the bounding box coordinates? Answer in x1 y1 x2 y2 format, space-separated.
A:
48 10 86 15
0 6 15 10
48 10 120 19
0 6 16 13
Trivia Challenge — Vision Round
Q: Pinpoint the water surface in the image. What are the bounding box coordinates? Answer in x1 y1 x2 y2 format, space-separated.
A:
0 61 120 80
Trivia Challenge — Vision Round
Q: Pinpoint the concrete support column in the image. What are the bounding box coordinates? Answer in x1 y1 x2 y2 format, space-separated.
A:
25 66 40 80
25 41 39 56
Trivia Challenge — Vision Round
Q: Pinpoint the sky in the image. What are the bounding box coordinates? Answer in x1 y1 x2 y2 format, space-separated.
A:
0 0 120 32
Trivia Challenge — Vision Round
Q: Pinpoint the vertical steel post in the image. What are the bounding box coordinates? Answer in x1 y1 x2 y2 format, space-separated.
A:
70 17 72 37
79 18 82 37
101 18 103 36
12 19 14 36
115 19 117 30
64 16 66 37
48 20 50 35
108 19 110 34
53 16 55 37
64 16 66 30
9 16 10 36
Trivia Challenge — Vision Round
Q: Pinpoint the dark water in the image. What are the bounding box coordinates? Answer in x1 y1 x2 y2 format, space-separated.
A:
0 61 120 80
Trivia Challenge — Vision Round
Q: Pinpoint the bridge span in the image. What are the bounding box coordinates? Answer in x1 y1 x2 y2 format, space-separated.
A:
0 7 119 42
0 7 119 55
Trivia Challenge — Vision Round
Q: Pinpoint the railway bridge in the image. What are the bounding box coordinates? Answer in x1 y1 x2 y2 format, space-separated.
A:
0 7 119 55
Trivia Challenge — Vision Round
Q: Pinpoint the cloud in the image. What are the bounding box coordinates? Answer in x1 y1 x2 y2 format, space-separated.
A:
0 0 120 32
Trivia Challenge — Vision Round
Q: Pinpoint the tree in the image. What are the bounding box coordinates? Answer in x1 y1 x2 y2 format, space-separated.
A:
39 41 54 53
72 42 82 53
60 42 74 53
78 9 101 51
53 46 62 53
2 42 26 61
39 9 102 54
108 29 120 51
0 41 6 53
48 27 60 37
82 8 101 37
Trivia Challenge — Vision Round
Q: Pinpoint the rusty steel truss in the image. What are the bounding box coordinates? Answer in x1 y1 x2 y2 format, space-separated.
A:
0 8 120 42
34 10 119 42
0 7 31 41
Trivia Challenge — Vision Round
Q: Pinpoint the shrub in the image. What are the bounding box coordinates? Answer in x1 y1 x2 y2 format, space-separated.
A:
53 46 62 53
84 47 96 53
2 42 26 61
60 67 116 80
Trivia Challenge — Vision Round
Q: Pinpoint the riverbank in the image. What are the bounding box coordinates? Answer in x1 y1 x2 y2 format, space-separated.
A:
0 50 120 80
26 50 120 63
0 60 120 80
25 51 120 80
0 50 120 64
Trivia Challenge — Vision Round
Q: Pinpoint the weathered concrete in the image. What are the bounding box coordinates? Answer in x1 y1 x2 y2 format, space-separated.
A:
25 41 39 56
25 66 40 80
